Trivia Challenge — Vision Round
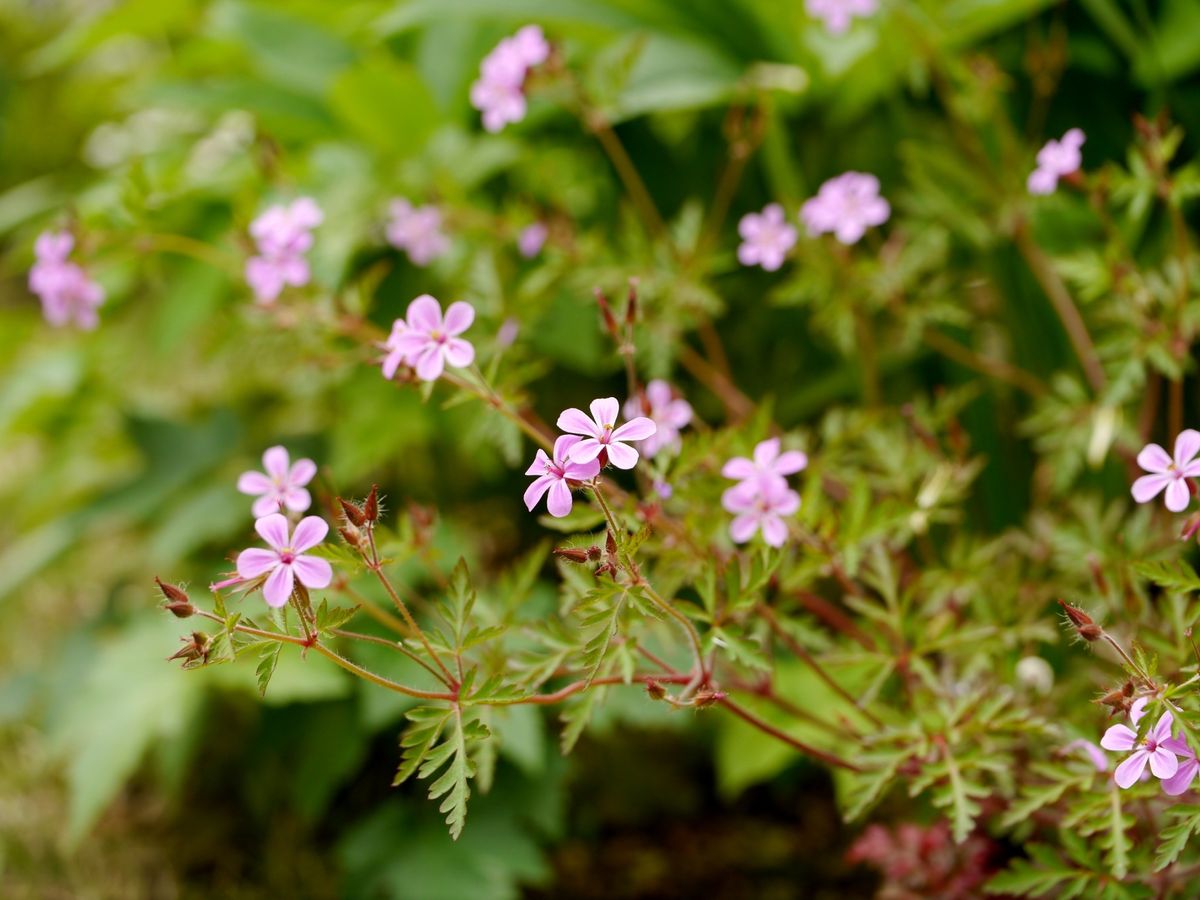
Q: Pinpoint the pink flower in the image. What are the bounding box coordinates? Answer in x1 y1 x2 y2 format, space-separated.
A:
1101 710 1179 789
1163 737 1199 796
383 294 475 381
800 172 890 245
237 445 317 518
244 254 311 305
1064 739 1108 772
556 397 657 470
623 380 693 458
805 0 877 34
524 435 602 517
1131 429 1200 513
236 514 333 608
245 198 322 304
386 199 450 266
737 204 797 271
518 222 548 258
470 25 549 133
722 438 808 490
1028 128 1085 195
29 230 105 329
722 478 801 547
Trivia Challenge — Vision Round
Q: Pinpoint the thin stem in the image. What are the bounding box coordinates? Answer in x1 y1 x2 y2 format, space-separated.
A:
586 114 667 240
365 558 458 688
677 344 754 420
311 642 457 701
334 581 410 635
922 329 1045 396
134 233 241 274
328 627 449 684
853 306 881 407
718 696 863 772
489 673 693 706
441 369 554 452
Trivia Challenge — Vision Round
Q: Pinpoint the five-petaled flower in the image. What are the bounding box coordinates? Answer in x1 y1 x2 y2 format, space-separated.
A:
722 438 808 490
470 25 550 132
29 230 105 329
1028 128 1085 195
737 204 798 271
524 435 602 518
722 478 801 548
382 294 476 382
236 514 333 608
805 0 878 35
623 381 693 459
386 199 451 266
1131 429 1200 513
801 172 890 245
244 198 323 304
237 446 317 518
556 397 657 470
1101 710 1179 789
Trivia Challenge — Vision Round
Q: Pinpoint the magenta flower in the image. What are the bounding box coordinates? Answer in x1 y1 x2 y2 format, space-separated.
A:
722 478 801 547
800 172 890 245
470 25 549 132
1101 710 1179 789
29 230 105 329
1131 430 1200 513
1163 737 1199 796
1028 128 1085 195
518 222 548 258
805 0 877 34
236 514 333 608
524 435 602 517
556 397 657 470
722 438 808 490
245 198 322 304
737 204 797 271
386 199 450 266
383 294 475 381
237 446 317 518
623 380 693 458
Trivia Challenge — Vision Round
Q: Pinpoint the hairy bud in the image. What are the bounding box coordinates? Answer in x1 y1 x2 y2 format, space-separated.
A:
594 287 620 339
339 497 367 527
553 547 591 564
169 631 210 665
364 485 379 523
339 524 363 548
155 577 195 618
1058 599 1102 641
692 689 726 709
645 680 667 700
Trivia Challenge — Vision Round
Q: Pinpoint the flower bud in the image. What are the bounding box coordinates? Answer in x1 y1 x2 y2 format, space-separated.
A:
594 288 620 339
645 680 667 700
155 577 195 618
693 689 726 709
363 485 379 523
1057 599 1102 641
339 524 363 548
339 497 367 527
169 631 210 665
625 278 639 325
553 547 591 564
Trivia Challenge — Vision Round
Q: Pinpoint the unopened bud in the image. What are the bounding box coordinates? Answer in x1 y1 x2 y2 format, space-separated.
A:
645 680 667 700
625 278 639 325
339 497 366 527
554 547 591 564
156 577 195 618
364 485 379 523
169 631 210 665
1058 599 1102 641
606 530 617 556
339 524 363 548
594 288 620 338
693 689 726 709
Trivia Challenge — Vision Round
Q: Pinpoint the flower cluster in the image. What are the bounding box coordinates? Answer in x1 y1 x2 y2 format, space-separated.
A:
245 197 323 304
721 438 806 547
1132 429 1200 512
1027 128 1085 195
805 0 878 34
524 398 656 518
382 294 476 382
470 25 550 133
386 199 450 266
28 230 105 329
801 172 891 245
737 203 797 271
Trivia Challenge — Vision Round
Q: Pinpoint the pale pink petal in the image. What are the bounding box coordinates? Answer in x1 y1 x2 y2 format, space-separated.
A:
1114 751 1149 789
237 548 280 579
252 494 281 518
381 349 407 380
1166 478 1191 512
611 417 657 442
292 554 333 590
407 294 443 331
1132 473 1171 504
1149 747 1180 780
238 471 273 495
1150 712 1175 744
1164 759 1199 796
255 513 291 551
552 435 583 463
589 397 620 427
289 458 317 486
774 489 801 516
414 345 446 381
722 482 759 514
737 243 761 266
730 514 759 543
753 439 780 467
1137 443 1173 473
524 474 555 512
761 515 788 547
282 487 312 513
775 451 808 475
645 380 672 409
564 458 601 481
546 480 573 517
567 439 604 464
722 457 756 480
442 338 475 369
263 446 290 480
290 516 329 553
525 449 551 477
1176 430 1200 467
442 301 475 335
263 564 296 608
557 407 601 437
1130 697 1149 726
605 441 639 470
1100 724 1137 752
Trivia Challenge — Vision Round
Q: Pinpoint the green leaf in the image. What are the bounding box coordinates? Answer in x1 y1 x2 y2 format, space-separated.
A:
438 558 477 652
560 688 603 755
577 588 627 686
394 704 490 839
1133 560 1200 594
329 55 440 153
1155 805 1200 872
315 599 359 633
395 705 453 786
255 642 282 698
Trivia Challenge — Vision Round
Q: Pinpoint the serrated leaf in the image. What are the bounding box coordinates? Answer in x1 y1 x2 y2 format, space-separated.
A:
394 704 489 840
560 688 603 755
315 599 359 632
255 642 282 697
1155 805 1200 871
438 558 476 651
578 589 626 686
1133 559 1200 594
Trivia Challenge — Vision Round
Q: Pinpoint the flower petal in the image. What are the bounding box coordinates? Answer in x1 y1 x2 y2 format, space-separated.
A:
761 515 788 547
290 516 329 553
721 457 756 480
263 564 295 608
1166 478 1191 512
557 407 599 437
775 451 808 475
589 397 620 428
252 495 281 518
525 449 550 477
753 438 780 467
237 548 279 579
289 458 317 486
255 513 291 551
1130 697 1149 726
1137 442 1173 474
552 435 582 464
1151 711 1175 744
407 294 443 331
567 439 603 464
524 474 554 512
1175 429 1200 467
414 345 446 381
292 554 333 590
1163 759 1199 796
611 416 657 443
1100 724 1137 752
1114 750 1149 789
564 458 601 481
604 441 639 470
282 487 312 513
730 514 759 544
1132 473 1171 504
546 480 573 517
442 337 475 369
442 301 475 335
263 446 290 480
237 471 273 495
1149 747 1180 780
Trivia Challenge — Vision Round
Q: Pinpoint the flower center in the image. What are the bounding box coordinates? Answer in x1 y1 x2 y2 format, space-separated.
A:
1146 738 1159 753
279 550 295 565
